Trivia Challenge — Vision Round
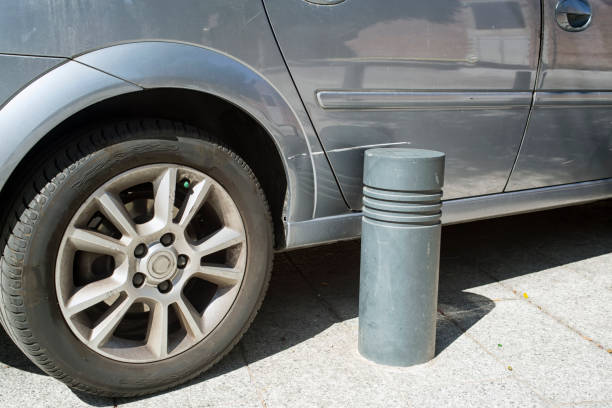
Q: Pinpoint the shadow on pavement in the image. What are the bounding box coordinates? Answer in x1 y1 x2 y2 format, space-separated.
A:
0 199 610 405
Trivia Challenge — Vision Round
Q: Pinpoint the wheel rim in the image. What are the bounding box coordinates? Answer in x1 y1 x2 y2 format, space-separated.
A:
55 164 247 363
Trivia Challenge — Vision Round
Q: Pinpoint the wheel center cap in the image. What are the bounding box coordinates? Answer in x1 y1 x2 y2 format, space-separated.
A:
150 253 173 276
144 246 178 281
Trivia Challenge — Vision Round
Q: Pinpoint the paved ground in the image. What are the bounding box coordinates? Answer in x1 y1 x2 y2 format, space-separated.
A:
0 201 611 408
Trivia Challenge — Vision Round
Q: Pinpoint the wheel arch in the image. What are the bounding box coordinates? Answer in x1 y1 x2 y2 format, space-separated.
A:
0 43 315 248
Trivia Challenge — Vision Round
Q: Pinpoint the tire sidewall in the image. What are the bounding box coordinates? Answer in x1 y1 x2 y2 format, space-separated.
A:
19 132 271 393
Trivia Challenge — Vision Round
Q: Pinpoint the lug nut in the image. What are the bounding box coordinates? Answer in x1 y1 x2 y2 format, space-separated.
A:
160 233 175 246
132 272 145 288
158 280 172 293
134 244 148 258
177 254 189 269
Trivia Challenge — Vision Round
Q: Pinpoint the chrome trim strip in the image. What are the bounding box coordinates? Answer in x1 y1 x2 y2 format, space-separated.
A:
536 91 612 108
316 90 532 110
283 178 612 249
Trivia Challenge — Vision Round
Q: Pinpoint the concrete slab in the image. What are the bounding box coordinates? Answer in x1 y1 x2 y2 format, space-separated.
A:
0 367 113 407
458 300 612 404
395 377 549 408
117 349 261 408
566 402 612 408
488 264 611 349
243 316 512 408
438 256 516 301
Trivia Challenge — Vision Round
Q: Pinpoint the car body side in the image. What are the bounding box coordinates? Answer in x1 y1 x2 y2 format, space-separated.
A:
1 0 611 250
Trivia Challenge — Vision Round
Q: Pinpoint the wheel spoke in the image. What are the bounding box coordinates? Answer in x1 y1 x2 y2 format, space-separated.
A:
194 227 245 258
154 167 178 225
177 180 212 228
95 192 137 238
65 276 125 316
174 297 203 339
202 287 235 333
147 301 169 359
195 265 243 287
89 295 133 347
68 228 126 257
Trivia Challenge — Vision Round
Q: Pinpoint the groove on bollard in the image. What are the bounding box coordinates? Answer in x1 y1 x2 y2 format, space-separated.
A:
358 148 445 367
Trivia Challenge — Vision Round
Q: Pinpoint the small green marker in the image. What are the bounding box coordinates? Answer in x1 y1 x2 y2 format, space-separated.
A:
182 179 190 189
498 344 502 348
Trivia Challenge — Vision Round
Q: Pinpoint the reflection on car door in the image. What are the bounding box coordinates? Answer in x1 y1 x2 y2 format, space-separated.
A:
507 0 612 190
264 0 540 208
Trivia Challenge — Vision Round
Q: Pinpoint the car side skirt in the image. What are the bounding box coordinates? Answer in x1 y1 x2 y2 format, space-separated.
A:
282 178 612 250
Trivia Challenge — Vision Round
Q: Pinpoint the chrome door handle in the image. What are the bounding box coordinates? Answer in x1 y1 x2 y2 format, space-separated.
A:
555 0 592 32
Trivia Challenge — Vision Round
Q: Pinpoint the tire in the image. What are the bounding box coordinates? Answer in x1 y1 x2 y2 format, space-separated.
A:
0 119 273 396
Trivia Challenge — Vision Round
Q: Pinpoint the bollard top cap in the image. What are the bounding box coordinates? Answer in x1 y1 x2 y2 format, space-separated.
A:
363 148 445 192
365 148 445 160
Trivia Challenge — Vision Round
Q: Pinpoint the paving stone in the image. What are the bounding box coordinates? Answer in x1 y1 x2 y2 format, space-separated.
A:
397 377 549 408
243 316 511 407
478 250 612 350
0 327 40 371
243 258 339 365
284 244 361 300
564 402 612 408
0 367 113 407
117 348 260 408
500 265 610 348
437 290 498 332
439 256 515 301
457 300 612 404
566 252 612 290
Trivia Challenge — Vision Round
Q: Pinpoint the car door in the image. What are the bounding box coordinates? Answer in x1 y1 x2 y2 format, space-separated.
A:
507 0 612 191
263 0 540 208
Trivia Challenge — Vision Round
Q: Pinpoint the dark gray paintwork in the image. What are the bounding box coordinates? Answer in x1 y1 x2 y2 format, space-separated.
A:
0 0 610 249
0 61 140 191
0 0 348 224
263 0 541 207
538 0 612 89
507 0 612 191
507 92 612 190
0 55 64 106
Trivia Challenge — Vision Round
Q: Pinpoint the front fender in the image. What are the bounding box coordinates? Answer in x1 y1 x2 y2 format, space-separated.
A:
76 41 316 221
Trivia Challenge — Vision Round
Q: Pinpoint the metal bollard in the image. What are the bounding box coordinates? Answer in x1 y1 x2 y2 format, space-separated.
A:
358 148 445 366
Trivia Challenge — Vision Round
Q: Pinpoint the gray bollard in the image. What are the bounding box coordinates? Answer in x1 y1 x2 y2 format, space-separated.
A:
358 148 445 367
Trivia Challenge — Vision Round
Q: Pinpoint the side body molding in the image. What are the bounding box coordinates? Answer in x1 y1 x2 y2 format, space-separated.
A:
76 42 316 222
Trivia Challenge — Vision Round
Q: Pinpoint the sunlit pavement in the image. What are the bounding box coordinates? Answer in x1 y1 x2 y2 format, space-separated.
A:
0 200 611 407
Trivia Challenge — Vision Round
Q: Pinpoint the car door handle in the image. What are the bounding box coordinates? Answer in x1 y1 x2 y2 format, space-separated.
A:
555 0 592 32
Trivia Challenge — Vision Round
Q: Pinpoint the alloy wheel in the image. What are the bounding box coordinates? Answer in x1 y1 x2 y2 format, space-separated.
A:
55 164 247 363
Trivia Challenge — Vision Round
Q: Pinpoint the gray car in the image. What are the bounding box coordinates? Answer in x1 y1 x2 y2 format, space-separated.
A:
0 0 609 397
